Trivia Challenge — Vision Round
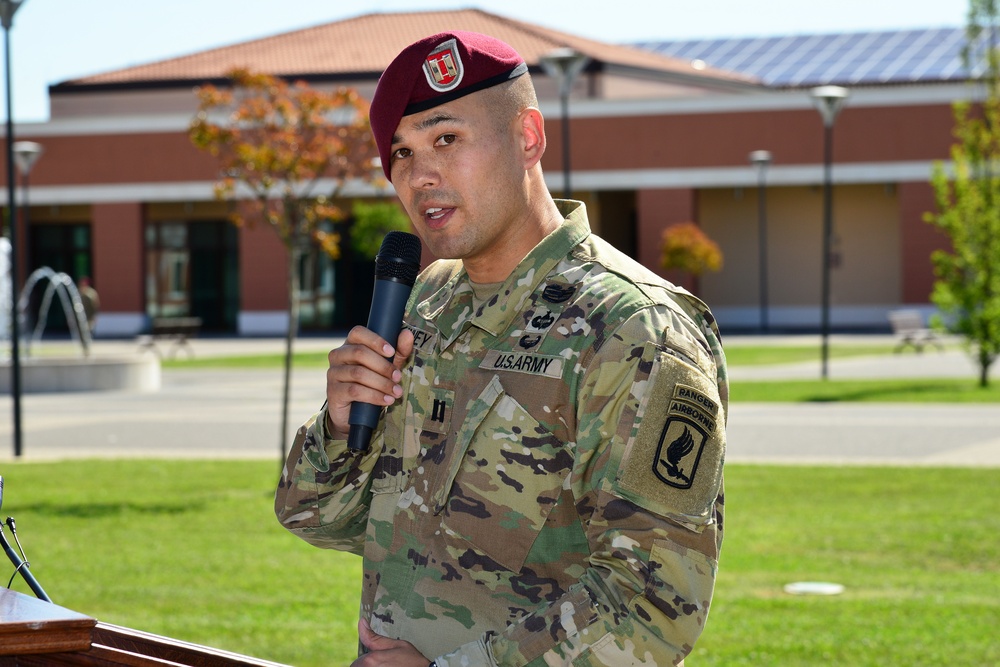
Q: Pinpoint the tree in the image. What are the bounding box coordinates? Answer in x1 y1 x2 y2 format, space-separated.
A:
659 221 723 277
190 68 379 459
925 0 1000 387
350 201 412 260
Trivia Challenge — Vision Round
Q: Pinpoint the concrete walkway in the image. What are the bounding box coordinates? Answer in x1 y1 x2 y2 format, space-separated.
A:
724 334 1000 467
1 335 997 467
1 336 343 462
727 333 979 381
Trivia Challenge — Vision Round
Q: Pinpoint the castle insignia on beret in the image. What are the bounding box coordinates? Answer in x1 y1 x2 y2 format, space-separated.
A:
423 38 464 92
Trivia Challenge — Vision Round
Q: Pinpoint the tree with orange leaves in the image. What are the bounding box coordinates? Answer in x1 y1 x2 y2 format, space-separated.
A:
190 68 380 460
660 221 724 278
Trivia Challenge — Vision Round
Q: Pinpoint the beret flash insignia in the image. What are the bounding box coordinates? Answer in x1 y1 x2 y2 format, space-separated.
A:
423 38 463 91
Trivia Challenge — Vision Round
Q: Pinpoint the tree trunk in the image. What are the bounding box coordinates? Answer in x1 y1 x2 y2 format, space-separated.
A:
280 244 299 464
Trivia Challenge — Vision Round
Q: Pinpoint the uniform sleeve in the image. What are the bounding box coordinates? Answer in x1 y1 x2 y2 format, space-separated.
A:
274 407 382 555
436 306 727 667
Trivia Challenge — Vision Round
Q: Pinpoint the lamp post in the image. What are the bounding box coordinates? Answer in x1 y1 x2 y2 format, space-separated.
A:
11 141 45 348
810 85 849 380
749 150 772 332
14 141 45 238
12 140 40 171
1 0 25 458
539 47 588 200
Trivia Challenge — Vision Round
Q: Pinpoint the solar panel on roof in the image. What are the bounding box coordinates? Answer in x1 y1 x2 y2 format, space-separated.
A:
634 27 969 87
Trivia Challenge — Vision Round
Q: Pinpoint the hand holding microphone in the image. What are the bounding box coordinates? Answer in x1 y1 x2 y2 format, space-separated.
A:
323 231 422 452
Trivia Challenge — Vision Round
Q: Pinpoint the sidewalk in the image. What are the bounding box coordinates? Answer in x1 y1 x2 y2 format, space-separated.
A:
722 334 1000 467
17 334 348 361
1 335 997 467
58 331 972 375
728 342 979 381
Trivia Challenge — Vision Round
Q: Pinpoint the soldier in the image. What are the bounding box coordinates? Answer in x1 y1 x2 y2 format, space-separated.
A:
275 31 728 667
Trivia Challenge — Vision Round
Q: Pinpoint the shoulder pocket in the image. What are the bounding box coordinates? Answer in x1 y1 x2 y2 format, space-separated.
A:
613 344 725 529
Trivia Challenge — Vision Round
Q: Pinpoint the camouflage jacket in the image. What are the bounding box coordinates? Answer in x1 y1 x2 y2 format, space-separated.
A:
275 202 728 666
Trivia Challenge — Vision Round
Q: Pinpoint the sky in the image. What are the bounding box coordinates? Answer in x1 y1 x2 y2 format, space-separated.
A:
3 0 968 123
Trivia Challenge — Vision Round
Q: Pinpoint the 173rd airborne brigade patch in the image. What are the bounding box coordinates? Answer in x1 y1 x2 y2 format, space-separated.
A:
614 343 724 527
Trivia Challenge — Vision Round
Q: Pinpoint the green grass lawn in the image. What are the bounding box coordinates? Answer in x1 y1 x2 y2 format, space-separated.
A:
722 344 902 366
162 350 332 370
161 344 904 370
1 460 358 666
0 460 996 666
159 345 1000 404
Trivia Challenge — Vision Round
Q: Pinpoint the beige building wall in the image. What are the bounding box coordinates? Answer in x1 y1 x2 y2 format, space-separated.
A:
698 184 900 327
833 184 901 305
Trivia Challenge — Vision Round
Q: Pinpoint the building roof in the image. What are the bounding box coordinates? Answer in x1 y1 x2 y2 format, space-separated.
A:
54 9 756 92
635 27 970 88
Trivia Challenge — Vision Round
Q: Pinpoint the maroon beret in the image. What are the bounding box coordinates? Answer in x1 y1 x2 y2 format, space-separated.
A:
370 31 528 181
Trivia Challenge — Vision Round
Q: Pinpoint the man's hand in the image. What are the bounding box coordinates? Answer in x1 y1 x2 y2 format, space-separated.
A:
351 617 430 667
325 326 415 440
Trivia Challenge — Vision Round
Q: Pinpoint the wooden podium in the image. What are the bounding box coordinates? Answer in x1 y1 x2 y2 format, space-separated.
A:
0 588 291 666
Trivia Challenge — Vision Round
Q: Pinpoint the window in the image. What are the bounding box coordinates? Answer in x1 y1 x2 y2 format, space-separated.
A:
145 220 238 331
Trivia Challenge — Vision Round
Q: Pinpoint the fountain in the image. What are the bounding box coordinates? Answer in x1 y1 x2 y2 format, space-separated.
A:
1 243 159 393
17 267 93 358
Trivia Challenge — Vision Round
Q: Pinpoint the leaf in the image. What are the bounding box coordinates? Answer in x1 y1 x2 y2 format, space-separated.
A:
187 68 379 255
925 22 1000 385
659 222 724 276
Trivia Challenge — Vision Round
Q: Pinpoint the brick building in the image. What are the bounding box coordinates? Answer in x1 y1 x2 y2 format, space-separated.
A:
1 10 963 336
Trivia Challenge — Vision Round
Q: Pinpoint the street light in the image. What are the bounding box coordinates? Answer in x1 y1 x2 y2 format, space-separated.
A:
749 150 772 332
14 141 45 249
11 141 45 334
1 0 26 458
13 139 40 172
810 85 849 380
538 47 588 200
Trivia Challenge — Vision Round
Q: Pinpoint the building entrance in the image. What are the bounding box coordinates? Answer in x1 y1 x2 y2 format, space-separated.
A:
145 220 238 332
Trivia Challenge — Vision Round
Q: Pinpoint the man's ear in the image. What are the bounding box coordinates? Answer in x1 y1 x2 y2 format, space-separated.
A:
518 107 546 169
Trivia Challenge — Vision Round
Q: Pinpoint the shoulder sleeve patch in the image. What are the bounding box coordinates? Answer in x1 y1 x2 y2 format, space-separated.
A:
612 345 726 528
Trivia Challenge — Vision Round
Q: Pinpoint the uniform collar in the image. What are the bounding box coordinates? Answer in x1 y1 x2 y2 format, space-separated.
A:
417 200 591 349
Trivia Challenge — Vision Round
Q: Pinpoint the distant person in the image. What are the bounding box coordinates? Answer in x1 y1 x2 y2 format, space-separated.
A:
77 276 100 334
275 31 728 666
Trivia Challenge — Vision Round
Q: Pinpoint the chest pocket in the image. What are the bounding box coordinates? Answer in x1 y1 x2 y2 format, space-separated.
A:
439 375 573 573
369 365 453 495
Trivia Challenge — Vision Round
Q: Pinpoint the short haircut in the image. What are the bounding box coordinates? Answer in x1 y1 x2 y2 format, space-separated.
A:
481 73 539 133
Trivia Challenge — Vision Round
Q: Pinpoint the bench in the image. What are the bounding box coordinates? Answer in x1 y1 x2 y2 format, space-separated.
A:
137 317 203 358
887 309 944 353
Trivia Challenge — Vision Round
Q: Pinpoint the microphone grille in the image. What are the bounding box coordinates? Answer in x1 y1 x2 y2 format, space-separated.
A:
375 231 422 285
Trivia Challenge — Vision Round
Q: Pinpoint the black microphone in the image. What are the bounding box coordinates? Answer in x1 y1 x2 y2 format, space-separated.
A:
347 231 422 452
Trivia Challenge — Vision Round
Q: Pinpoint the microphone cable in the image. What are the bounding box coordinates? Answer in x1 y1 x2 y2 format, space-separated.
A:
5 517 30 589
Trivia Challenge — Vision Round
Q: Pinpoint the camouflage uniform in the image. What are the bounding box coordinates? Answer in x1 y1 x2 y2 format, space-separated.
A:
276 201 728 666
